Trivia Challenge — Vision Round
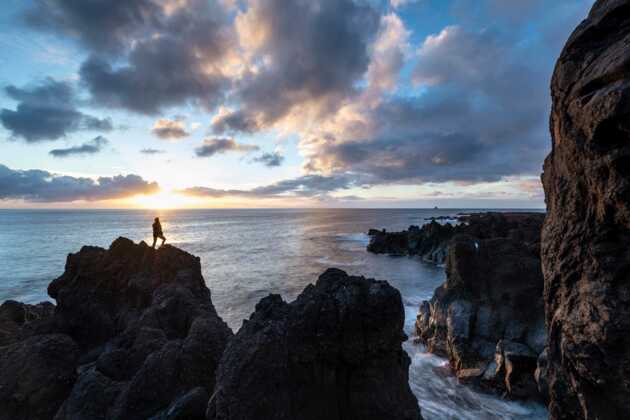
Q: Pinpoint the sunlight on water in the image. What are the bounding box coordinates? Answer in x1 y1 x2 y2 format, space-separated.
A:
0 208 547 419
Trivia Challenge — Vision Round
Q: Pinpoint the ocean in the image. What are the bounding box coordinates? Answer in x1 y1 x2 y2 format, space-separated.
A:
0 208 547 419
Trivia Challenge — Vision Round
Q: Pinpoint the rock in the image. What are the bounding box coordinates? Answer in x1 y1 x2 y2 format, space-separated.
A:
51 238 233 420
495 340 538 399
0 334 79 420
534 348 549 399
0 237 232 420
367 229 409 256
207 268 422 420
416 234 545 399
541 1 630 418
368 212 544 265
0 300 55 346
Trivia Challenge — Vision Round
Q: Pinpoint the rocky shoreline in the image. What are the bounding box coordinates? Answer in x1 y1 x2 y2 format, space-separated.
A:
368 212 547 401
0 238 421 420
367 212 544 265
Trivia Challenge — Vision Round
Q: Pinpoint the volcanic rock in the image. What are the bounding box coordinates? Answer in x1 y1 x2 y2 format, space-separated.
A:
416 234 545 399
541 0 630 418
207 268 422 420
368 212 544 264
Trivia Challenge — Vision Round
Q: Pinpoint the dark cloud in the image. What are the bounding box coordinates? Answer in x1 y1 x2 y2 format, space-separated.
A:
252 152 284 167
304 21 555 185
195 138 259 158
140 148 165 155
151 118 189 139
180 174 359 199
27 0 235 115
0 79 112 142
211 0 380 133
25 0 162 53
0 164 159 202
49 135 109 158
211 110 260 135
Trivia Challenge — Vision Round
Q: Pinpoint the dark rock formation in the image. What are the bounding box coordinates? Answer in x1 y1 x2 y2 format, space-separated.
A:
0 237 232 420
1 240 422 420
0 334 79 420
541 1 630 418
207 268 422 420
368 212 544 264
0 300 54 346
416 232 545 399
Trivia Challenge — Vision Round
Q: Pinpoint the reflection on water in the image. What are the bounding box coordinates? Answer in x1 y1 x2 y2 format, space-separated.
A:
0 208 547 419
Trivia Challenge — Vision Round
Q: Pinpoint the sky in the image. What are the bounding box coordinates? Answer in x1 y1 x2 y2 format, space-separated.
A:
0 0 594 209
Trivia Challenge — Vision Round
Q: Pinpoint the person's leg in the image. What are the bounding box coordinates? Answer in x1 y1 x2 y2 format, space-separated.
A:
161 234 166 246
152 236 157 248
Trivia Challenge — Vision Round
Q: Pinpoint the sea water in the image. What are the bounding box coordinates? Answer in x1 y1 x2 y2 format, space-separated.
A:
0 208 547 419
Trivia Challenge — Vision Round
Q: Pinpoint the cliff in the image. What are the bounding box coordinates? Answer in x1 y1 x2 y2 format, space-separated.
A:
415 233 545 400
542 0 630 418
0 238 421 420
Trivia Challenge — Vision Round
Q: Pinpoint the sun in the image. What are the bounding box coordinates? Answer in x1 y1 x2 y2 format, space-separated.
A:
130 190 199 209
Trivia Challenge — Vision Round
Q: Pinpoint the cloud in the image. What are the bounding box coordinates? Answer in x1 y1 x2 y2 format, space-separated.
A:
180 173 359 199
194 138 259 158
300 19 556 186
140 148 165 155
252 151 284 167
0 164 159 202
211 0 380 133
27 0 236 115
390 0 418 10
25 0 163 53
49 135 109 158
151 118 189 139
0 79 112 142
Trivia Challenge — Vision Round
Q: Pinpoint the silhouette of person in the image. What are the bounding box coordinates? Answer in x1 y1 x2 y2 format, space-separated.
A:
152 217 166 248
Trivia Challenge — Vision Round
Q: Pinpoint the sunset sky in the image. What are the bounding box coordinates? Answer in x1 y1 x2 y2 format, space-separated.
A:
0 0 593 209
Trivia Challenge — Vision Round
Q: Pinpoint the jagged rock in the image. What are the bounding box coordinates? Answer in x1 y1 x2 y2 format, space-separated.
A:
51 238 232 420
542 0 630 418
0 334 79 420
416 234 545 399
534 348 549 399
495 340 539 399
368 212 544 265
207 268 422 420
0 300 55 346
0 237 232 420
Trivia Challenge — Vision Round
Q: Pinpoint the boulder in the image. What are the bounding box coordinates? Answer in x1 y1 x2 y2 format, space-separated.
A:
416 234 545 399
207 268 422 420
541 0 630 418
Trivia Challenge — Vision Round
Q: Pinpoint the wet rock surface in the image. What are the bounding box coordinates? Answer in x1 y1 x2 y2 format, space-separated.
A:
207 268 422 420
415 230 545 400
542 1 630 418
368 212 544 264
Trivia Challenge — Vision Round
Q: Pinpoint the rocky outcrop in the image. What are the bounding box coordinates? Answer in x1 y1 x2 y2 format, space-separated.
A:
0 300 55 346
415 233 545 400
207 268 422 420
1 240 422 420
541 1 630 418
368 212 544 264
0 237 232 420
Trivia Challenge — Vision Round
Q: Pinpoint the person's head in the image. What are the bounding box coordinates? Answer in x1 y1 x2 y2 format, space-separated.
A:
155 217 159 222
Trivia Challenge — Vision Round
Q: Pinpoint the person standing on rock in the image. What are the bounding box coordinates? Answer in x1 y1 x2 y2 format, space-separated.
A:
152 217 166 248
